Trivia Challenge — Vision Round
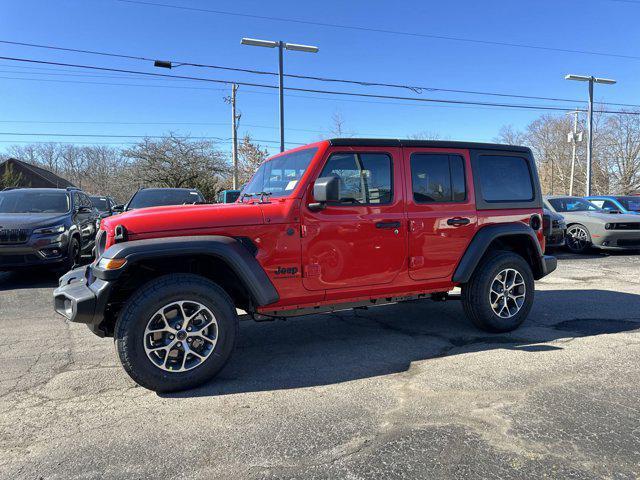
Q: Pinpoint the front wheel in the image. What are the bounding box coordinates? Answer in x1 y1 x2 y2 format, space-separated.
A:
115 274 239 392
461 251 535 333
565 224 592 254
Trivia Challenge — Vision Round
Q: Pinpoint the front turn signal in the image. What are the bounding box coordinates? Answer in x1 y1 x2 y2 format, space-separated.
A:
97 257 127 270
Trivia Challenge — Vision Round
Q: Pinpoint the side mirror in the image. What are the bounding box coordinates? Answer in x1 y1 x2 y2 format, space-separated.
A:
112 204 125 213
309 176 340 211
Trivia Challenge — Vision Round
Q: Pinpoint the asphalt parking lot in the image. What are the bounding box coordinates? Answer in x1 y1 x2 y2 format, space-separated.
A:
0 252 639 479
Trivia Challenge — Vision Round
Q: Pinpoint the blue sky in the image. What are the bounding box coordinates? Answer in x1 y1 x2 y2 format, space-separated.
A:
1 0 639 155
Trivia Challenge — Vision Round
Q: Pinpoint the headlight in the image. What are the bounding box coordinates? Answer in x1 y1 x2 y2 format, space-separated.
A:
605 223 613 230
33 224 66 235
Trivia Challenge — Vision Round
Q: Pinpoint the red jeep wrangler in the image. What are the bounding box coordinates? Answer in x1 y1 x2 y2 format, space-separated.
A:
54 139 556 392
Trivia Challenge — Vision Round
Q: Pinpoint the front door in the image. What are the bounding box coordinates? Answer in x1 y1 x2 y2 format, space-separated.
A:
301 147 406 291
404 148 477 281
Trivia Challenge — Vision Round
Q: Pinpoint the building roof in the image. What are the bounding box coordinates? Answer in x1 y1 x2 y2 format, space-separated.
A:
328 138 530 153
1 158 75 188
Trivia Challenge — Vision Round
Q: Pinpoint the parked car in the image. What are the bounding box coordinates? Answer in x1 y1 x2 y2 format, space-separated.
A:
585 195 640 215
543 208 566 250
89 195 117 219
55 138 556 392
0 187 99 271
113 188 206 213
217 189 241 203
544 195 640 253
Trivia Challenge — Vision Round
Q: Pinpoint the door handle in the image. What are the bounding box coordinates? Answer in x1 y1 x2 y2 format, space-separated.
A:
447 217 470 226
375 221 401 229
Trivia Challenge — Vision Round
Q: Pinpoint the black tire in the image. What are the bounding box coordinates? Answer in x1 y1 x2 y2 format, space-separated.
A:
60 236 81 273
461 251 535 333
114 274 239 392
565 223 592 254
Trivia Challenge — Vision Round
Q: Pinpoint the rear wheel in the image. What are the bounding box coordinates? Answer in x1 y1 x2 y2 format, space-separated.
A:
461 251 534 333
565 224 592 254
115 274 239 392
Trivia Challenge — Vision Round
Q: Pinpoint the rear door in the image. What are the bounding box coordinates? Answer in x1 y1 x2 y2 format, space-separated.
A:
301 146 406 291
404 148 477 280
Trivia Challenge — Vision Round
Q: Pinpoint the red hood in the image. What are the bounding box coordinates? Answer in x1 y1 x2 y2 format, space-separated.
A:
102 202 265 236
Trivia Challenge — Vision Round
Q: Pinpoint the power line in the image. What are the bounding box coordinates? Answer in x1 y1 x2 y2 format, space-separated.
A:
113 0 640 61
3 39 639 108
0 55 638 115
0 55 595 113
0 119 334 134
0 131 305 144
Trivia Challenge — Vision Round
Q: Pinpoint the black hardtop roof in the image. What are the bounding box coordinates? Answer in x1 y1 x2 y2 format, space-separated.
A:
328 138 530 153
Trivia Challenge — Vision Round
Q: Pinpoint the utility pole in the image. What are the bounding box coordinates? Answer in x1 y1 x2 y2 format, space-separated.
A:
225 84 241 189
565 74 616 196
566 110 582 196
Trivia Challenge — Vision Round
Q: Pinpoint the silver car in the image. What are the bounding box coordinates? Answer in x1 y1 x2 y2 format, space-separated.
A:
544 196 640 253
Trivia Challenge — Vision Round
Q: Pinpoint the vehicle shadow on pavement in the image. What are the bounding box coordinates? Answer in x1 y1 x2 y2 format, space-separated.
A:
164 289 640 398
552 250 640 261
0 270 60 291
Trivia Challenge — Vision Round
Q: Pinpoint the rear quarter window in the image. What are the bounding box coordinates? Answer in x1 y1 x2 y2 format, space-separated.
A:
477 155 534 202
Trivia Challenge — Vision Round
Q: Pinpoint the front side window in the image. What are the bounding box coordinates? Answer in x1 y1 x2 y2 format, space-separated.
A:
478 155 533 202
319 152 392 204
242 147 318 198
0 190 70 214
548 197 599 212
410 154 466 203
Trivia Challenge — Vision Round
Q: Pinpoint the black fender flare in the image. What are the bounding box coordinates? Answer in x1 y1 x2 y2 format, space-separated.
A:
93 235 279 306
453 223 553 283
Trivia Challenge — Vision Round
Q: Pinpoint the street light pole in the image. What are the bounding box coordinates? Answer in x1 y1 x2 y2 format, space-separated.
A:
565 74 616 196
241 37 319 153
278 41 285 153
566 110 582 197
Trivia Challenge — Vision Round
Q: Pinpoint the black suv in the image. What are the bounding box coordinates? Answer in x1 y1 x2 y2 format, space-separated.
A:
0 187 99 271
113 188 205 213
89 195 117 219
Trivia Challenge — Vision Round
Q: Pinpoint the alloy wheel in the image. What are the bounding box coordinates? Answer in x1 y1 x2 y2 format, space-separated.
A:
566 225 589 252
489 268 526 319
143 300 218 372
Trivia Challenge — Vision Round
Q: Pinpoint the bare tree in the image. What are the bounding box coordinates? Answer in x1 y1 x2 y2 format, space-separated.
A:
236 134 269 186
328 111 356 138
123 133 229 201
601 111 640 194
409 131 448 140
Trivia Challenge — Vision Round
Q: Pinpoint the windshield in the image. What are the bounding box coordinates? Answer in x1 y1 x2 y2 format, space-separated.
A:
90 196 109 211
616 196 640 212
548 197 600 212
242 147 318 198
0 190 70 214
127 189 204 210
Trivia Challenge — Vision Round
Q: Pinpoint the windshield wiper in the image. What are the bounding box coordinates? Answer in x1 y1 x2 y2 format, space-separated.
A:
241 192 272 203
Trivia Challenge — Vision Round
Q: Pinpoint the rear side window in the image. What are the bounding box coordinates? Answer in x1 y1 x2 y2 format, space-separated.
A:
410 154 466 203
477 155 533 202
319 152 392 204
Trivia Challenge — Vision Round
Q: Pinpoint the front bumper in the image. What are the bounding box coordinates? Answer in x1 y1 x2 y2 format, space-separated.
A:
545 230 566 248
593 230 640 249
0 233 69 268
53 265 112 337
